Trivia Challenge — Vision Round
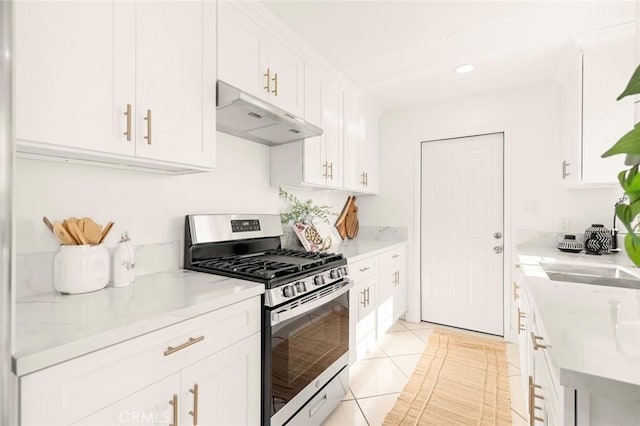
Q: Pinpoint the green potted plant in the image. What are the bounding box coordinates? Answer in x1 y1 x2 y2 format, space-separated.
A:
602 65 640 265
279 188 334 249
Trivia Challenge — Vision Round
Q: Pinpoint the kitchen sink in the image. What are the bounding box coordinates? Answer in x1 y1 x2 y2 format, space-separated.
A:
540 261 640 290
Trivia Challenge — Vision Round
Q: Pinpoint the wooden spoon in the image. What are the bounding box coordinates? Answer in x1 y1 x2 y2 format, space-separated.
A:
79 218 102 244
98 221 114 244
42 216 54 233
53 223 77 245
67 221 90 245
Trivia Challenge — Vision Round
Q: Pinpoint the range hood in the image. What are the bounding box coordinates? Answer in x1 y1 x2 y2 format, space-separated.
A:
216 80 323 146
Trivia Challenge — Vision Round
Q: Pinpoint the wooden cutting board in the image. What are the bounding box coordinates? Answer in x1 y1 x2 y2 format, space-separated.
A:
335 196 359 239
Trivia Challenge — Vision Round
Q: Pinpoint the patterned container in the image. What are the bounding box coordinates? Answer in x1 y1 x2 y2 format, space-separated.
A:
584 224 612 255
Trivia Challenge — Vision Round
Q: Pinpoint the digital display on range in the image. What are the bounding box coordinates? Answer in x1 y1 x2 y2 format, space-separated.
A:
231 219 261 232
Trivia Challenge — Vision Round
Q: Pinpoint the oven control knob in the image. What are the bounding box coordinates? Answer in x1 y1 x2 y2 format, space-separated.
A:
314 275 325 286
342 267 349 276
282 285 295 298
295 282 306 293
330 269 341 279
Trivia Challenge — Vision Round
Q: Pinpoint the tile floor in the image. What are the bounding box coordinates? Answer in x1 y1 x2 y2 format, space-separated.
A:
322 320 528 426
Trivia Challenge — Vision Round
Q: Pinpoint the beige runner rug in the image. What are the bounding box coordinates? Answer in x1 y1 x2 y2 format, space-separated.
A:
383 328 512 425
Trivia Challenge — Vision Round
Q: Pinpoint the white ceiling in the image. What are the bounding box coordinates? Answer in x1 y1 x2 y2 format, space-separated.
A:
262 0 636 110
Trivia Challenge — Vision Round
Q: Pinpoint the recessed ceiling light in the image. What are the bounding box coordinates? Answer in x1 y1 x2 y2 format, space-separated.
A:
456 64 474 74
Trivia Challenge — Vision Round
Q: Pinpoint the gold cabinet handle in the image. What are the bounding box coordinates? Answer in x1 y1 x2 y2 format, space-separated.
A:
365 287 370 306
144 109 152 145
365 172 368 186
517 308 526 334
360 289 367 307
164 336 205 356
328 162 333 179
531 332 547 350
189 384 199 425
264 68 270 92
515 264 521 269
361 172 366 186
528 376 544 425
359 266 370 272
272 72 278 96
513 282 520 300
169 394 178 426
123 103 132 141
322 162 327 178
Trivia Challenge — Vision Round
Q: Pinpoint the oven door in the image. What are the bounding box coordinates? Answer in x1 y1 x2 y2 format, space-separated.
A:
266 280 352 425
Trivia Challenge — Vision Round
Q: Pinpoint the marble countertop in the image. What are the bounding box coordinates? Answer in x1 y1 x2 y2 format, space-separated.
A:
13 269 264 377
517 242 640 399
332 239 408 262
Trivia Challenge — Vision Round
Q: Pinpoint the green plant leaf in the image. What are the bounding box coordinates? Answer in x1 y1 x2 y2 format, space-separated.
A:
624 233 640 266
617 64 640 101
602 124 640 158
616 201 640 233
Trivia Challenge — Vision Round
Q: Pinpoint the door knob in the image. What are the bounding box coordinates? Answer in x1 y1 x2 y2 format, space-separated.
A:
494 232 502 239
493 246 503 254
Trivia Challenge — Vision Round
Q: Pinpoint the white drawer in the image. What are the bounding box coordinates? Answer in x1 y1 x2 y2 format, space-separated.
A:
379 246 406 271
20 296 261 426
348 255 378 282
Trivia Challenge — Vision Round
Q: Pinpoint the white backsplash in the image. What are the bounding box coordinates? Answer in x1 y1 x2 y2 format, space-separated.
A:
16 241 180 297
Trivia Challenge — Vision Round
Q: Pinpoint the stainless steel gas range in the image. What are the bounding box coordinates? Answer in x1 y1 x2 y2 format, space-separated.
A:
184 214 352 426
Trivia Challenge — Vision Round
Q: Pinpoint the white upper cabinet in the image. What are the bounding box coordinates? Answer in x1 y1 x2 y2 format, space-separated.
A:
560 25 635 186
14 1 135 157
218 1 304 116
271 62 343 188
135 0 216 168
217 1 268 100
343 91 379 194
267 37 305 116
14 0 215 173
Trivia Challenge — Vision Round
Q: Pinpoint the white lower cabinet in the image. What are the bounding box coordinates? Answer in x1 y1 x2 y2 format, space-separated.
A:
180 333 261 426
516 264 640 425
348 244 407 364
73 374 180 426
20 297 261 426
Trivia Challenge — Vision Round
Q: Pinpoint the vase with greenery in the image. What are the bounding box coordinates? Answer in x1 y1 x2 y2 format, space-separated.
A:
279 188 334 224
279 188 334 247
601 65 640 265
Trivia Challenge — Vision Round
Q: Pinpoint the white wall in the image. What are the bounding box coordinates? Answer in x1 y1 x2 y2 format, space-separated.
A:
357 81 620 322
15 131 354 256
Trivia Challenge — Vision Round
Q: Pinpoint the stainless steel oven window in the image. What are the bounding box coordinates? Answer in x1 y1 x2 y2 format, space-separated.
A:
270 290 349 417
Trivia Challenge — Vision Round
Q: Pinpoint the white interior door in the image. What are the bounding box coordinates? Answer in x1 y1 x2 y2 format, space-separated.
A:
420 133 504 335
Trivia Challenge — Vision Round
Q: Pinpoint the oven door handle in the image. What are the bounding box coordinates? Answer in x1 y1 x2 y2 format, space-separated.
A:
271 280 353 326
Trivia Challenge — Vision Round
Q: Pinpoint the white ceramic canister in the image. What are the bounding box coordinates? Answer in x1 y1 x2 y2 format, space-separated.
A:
53 244 110 294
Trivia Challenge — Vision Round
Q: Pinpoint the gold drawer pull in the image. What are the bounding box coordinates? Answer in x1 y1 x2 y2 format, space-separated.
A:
169 394 178 426
189 383 199 425
517 308 526 334
513 282 520 300
144 109 152 145
531 332 547 350
359 266 370 272
164 336 205 356
392 254 400 259
272 72 278 96
123 103 132 141
264 68 270 92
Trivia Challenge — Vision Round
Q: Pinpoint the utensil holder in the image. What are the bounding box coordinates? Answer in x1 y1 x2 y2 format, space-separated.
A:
53 244 110 294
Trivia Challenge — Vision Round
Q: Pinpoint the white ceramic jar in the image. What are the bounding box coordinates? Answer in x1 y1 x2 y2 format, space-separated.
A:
53 244 110 294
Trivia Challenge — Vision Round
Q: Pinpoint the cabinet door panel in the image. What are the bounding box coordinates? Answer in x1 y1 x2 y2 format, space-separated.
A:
15 0 135 155
135 0 215 167
217 1 268 100
180 333 261 426
582 38 635 184
343 91 363 190
303 64 326 185
73 374 179 426
323 83 344 188
268 38 304 116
